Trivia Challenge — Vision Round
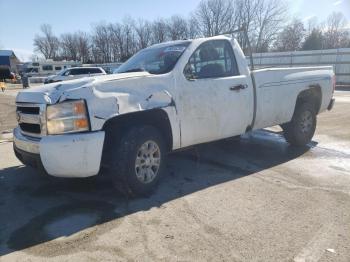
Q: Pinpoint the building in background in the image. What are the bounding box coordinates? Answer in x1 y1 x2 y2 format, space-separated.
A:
0 50 21 73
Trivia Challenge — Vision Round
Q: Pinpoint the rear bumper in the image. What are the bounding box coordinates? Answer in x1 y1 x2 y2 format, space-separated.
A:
328 98 335 111
13 127 105 178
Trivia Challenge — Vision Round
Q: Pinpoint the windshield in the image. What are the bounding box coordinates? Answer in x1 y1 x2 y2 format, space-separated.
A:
55 68 67 76
25 68 38 73
117 41 191 75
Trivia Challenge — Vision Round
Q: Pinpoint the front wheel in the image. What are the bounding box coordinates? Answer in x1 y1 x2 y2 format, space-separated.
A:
112 126 166 196
281 102 317 146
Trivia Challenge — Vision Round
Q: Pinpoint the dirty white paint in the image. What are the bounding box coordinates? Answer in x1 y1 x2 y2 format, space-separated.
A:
15 35 335 178
40 131 105 177
252 67 334 129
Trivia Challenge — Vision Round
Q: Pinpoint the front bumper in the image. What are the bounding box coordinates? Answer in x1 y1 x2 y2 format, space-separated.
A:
13 127 105 178
14 144 46 172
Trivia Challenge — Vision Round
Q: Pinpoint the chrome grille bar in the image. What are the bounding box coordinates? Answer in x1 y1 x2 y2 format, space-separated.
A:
18 113 41 125
16 103 47 137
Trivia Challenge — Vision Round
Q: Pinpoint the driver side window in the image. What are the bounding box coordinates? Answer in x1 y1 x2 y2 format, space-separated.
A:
184 40 239 80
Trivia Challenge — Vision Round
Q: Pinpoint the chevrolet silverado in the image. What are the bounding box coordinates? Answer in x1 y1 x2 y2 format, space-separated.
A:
13 35 335 195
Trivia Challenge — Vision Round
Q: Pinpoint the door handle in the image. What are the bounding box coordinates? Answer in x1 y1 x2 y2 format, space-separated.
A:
230 84 248 91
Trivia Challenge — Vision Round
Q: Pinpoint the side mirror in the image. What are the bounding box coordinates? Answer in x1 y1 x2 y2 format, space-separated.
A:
184 63 196 81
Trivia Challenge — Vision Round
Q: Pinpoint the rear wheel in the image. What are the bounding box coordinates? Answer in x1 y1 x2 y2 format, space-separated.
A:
282 102 317 146
112 126 166 196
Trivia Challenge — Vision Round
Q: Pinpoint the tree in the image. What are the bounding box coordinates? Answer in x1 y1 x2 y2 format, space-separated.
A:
274 19 305 51
35 2 350 64
253 0 287 52
152 19 168 43
33 24 60 59
125 18 137 60
302 28 323 50
91 23 112 63
195 0 236 37
187 14 200 39
235 0 287 53
323 12 349 49
134 19 152 49
167 15 189 40
60 33 79 61
305 17 318 35
109 22 124 62
76 31 91 63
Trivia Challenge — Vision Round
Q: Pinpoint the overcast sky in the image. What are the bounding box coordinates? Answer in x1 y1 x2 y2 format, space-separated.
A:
0 0 349 61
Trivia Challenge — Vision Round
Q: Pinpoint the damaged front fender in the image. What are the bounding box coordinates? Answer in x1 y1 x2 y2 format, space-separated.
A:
51 74 178 138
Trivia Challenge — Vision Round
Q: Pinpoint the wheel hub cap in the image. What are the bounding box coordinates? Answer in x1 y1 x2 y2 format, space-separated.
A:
135 140 161 184
300 110 313 133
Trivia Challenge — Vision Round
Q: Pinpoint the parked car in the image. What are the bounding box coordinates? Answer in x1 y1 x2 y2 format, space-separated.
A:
44 67 106 84
14 35 335 195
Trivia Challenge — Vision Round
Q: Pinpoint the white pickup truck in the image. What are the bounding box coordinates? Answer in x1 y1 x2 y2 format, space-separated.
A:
13 35 335 195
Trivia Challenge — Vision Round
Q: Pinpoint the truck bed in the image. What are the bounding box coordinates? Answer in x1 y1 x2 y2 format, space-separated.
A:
251 66 334 130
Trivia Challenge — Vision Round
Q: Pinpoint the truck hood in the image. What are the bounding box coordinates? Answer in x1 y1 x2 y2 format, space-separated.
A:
16 72 153 104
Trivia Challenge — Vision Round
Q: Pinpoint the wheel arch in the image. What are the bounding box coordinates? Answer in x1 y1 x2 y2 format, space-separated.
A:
101 108 174 167
295 85 322 114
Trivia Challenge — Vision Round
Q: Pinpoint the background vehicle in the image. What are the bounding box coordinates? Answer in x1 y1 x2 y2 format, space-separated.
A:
13 35 335 195
87 62 122 74
44 67 106 84
21 60 81 77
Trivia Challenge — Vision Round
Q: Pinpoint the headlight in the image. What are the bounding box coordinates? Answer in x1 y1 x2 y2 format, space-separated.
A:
46 100 90 135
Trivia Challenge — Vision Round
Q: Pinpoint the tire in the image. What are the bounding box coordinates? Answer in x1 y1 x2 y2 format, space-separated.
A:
282 102 317 146
112 125 166 196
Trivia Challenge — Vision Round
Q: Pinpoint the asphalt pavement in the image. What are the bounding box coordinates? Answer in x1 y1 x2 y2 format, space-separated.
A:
0 91 349 261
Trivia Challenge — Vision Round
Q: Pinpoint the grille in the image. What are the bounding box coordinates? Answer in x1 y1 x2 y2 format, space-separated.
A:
16 103 46 137
19 123 41 134
17 106 40 114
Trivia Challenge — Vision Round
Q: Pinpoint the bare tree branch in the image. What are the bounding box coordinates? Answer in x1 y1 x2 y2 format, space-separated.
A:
33 24 60 59
274 19 306 51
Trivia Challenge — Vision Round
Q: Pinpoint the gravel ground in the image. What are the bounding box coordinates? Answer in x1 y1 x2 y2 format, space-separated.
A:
0 84 41 136
0 93 17 134
0 91 349 261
